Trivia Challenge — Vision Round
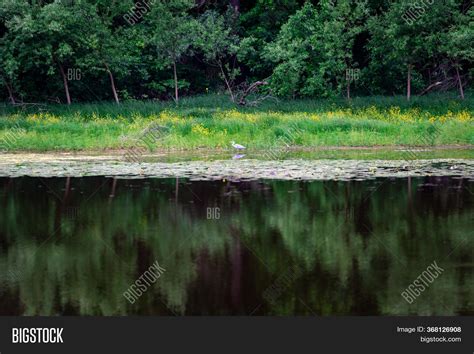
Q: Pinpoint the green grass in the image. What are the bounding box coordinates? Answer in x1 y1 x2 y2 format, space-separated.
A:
0 94 473 151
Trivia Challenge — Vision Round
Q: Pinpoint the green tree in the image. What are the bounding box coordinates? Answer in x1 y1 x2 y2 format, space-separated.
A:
442 5 474 99
318 0 368 99
367 0 465 100
7 0 99 104
145 0 197 102
238 0 301 78
263 3 318 97
77 1 134 104
197 10 240 102
0 32 17 103
0 0 33 103
265 1 368 98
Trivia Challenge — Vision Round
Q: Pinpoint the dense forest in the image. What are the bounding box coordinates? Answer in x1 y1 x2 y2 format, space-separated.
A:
1 0 473 104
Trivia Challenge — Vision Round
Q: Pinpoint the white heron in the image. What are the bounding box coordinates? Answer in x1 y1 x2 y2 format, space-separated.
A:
231 141 246 150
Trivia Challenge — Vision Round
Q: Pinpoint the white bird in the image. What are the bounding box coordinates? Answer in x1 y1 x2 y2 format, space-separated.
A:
231 141 246 150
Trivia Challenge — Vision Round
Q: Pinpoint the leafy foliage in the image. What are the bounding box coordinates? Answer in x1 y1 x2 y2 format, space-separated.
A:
0 0 472 102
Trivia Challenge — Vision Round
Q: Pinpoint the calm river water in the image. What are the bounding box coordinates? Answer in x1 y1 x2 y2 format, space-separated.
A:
0 176 472 315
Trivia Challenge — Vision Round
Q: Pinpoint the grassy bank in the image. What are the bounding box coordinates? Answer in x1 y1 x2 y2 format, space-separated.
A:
0 94 473 151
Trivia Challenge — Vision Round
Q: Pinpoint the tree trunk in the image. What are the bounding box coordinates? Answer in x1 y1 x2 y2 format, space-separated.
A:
407 64 411 101
173 61 179 103
346 79 351 100
455 64 464 100
175 177 179 205
104 63 120 104
109 178 117 198
63 177 71 201
218 62 235 102
59 63 71 105
4 80 16 104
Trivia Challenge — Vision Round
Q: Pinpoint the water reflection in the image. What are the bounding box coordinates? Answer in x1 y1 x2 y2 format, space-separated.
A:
0 177 472 316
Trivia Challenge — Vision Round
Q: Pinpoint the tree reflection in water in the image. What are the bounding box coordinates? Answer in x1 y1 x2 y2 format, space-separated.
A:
0 177 472 315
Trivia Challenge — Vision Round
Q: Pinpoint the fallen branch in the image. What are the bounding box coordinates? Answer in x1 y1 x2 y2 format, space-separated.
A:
419 81 442 96
235 79 273 106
